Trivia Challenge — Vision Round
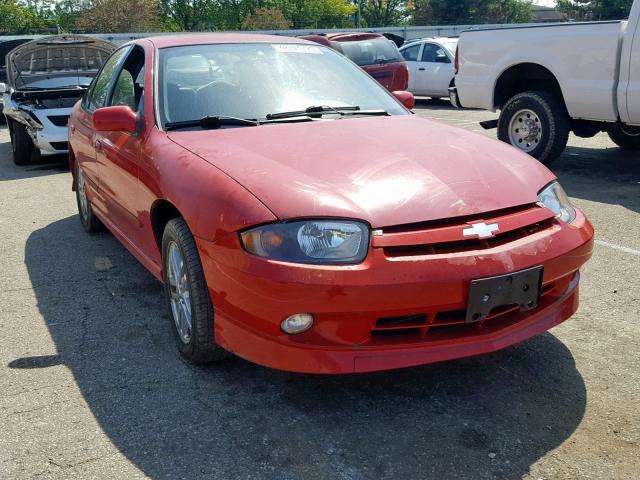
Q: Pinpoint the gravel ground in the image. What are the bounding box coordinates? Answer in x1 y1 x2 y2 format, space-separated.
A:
0 100 638 480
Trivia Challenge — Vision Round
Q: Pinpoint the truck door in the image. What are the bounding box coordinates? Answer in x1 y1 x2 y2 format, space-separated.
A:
627 22 640 124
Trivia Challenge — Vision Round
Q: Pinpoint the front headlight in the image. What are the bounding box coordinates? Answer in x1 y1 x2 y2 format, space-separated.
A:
538 181 576 224
240 220 370 264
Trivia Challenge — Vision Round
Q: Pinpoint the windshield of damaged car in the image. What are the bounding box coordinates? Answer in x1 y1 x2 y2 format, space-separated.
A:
157 43 408 127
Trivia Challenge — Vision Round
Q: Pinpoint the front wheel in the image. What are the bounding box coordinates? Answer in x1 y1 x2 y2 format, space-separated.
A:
498 90 570 165
162 218 231 364
10 121 34 165
608 124 640 151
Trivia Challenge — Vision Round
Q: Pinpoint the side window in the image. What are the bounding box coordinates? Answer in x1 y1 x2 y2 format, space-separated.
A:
401 44 421 62
110 47 145 112
421 44 450 64
86 47 130 112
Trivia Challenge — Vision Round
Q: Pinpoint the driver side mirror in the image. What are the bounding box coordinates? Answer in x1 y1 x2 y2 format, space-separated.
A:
0 83 7 95
92 106 137 133
392 90 415 110
436 53 451 64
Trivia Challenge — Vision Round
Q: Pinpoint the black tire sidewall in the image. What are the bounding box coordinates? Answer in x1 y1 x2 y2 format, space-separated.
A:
498 91 569 164
608 124 640 151
161 218 229 364
10 121 32 166
75 162 101 233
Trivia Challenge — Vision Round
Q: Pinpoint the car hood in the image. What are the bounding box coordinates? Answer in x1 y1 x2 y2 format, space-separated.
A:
6 35 115 90
168 115 555 228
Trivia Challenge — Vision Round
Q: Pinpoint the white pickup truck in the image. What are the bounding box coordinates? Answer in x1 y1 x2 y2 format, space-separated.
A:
450 0 640 164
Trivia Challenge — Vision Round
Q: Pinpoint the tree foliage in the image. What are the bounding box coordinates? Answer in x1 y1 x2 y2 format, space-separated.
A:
556 0 633 21
413 0 533 25
76 0 161 32
242 7 291 29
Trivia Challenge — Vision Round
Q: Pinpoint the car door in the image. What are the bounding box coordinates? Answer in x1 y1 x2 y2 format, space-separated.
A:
70 47 130 211
414 43 454 97
400 43 423 94
94 46 147 247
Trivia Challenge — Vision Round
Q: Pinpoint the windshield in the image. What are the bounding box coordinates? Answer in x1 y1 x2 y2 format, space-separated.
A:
158 43 407 127
330 37 403 66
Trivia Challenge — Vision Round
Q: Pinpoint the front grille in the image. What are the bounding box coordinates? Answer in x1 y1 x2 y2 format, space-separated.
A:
47 115 70 127
375 203 558 257
370 280 562 340
50 141 69 151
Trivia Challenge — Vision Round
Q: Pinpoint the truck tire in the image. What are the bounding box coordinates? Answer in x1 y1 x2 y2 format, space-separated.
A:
9 120 33 165
608 124 640 151
498 90 570 165
162 218 232 364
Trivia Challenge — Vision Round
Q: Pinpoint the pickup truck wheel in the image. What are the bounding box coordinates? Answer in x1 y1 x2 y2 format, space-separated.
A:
498 91 570 164
162 218 232 364
608 124 640 151
10 121 34 166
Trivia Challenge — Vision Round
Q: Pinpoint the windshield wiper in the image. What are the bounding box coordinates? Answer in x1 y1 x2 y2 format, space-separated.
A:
265 105 388 120
165 115 259 131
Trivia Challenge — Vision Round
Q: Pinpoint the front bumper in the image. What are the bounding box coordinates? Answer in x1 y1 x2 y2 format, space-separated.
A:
197 210 594 374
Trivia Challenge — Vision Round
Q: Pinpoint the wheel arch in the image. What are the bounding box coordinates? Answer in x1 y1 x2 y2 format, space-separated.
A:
150 199 184 253
494 63 567 112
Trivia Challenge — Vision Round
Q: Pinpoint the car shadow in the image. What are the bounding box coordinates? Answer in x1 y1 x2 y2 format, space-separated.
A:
555 145 640 214
16 214 587 479
0 124 69 181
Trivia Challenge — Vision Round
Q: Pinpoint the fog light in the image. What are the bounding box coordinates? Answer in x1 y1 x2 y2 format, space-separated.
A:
281 313 314 334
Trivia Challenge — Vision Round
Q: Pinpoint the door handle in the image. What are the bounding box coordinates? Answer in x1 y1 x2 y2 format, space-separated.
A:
94 139 102 151
418 68 426 71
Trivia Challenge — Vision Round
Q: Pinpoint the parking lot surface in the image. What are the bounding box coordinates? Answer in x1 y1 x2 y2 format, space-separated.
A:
1 100 638 479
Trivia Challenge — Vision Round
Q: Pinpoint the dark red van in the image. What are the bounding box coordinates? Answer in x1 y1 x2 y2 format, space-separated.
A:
301 32 409 92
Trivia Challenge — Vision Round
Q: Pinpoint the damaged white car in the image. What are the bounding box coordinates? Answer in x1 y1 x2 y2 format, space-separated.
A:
0 35 115 165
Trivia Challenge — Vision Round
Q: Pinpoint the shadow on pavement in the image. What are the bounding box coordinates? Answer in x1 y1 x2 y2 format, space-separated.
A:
0 124 69 181
555 145 640 214
16 214 587 479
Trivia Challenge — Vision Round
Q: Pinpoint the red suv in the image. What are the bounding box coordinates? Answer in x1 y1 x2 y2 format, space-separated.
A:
301 33 409 92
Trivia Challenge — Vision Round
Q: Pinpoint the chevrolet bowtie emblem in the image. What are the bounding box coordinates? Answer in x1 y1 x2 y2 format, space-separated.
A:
463 222 499 239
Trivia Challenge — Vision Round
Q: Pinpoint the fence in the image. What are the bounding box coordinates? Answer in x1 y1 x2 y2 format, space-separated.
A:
0 22 549 44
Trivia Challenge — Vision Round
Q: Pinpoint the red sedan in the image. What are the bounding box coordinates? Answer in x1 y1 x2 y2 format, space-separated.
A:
68 34 593 374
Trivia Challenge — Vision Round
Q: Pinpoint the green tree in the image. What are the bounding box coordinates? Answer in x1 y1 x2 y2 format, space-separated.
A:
242 6 291 28
414 0 532 25
76 0 161 32
360 0 409 27
0 0 46 33
557 0 633 20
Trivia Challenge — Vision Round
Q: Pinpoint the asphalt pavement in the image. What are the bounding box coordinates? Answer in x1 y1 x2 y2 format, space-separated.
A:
0 100 638 479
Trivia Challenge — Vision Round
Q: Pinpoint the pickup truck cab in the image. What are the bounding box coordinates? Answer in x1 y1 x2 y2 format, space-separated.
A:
451 0 640 163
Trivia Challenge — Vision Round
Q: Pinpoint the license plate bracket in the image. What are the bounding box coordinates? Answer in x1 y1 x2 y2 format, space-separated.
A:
465 266 543 324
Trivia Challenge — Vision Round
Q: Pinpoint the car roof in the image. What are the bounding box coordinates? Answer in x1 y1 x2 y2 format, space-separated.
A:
146 33 313 49
402 37 458 47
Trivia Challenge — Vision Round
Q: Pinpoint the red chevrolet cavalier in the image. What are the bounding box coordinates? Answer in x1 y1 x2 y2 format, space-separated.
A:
68 34 593 374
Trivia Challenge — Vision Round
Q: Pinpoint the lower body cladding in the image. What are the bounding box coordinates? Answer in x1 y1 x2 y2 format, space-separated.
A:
197 210 594 374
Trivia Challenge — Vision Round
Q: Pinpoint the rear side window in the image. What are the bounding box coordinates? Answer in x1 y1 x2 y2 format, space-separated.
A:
401 44 421 62
332 37 403 66
421 44 450 64
84 47 129 112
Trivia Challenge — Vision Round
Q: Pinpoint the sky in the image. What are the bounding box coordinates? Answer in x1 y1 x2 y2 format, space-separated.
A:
533 0 558 6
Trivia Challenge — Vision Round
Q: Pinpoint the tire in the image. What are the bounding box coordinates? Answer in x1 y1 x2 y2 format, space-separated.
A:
75 162 103 233
9 120 33 165
162 218 231 364
498 90 570 165
608 124 640 151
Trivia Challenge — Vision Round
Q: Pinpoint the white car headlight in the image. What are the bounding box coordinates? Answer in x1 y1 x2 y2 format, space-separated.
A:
538 181 576 224
240 220 369 264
